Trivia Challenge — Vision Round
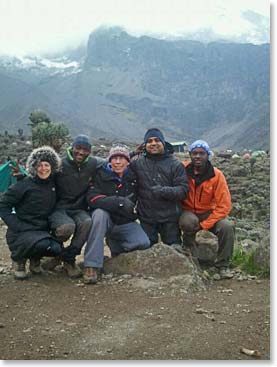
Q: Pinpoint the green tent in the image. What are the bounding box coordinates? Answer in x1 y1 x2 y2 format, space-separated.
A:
0 160 27 193
251 150 266 158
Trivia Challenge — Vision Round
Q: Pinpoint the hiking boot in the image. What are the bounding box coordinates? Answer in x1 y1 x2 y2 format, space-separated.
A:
41 256 62 271
12 260 27 280
219 267 234 279
63 261 82 279
83 267 98 284
29 258 42 275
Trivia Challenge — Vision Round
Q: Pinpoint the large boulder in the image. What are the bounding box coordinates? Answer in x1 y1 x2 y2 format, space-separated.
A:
103 243 206 292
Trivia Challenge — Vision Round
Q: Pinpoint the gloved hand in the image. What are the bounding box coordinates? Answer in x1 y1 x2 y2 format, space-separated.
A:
151 185 164 198
152 185 175 199
118 194 136 214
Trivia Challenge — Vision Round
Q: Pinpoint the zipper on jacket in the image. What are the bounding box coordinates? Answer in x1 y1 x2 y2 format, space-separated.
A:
194 180 197 211
199 187 204 202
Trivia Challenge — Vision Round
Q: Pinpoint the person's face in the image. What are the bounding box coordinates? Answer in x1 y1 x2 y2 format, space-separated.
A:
110 156 129 177
190 148 208 169
72 145 91 163
145 137 164 155
36 161 52 179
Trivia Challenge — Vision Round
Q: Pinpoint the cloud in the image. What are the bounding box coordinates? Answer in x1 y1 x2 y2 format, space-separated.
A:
0 0 269 56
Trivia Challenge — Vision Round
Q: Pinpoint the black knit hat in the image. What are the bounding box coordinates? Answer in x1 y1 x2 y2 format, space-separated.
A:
26 146 61 178
144 128 165 146
72 134 91 149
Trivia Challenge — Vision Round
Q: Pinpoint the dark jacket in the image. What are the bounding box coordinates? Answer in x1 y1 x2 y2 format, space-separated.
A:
55 148 103 210
86 163 137 225
130 142 189 223
0 176 56 260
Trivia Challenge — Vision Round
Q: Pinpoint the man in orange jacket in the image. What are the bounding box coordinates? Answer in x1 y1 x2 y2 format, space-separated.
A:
179 140 234 279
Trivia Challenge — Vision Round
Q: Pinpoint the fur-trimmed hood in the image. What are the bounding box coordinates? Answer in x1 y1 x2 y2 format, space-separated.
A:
26 146 61 178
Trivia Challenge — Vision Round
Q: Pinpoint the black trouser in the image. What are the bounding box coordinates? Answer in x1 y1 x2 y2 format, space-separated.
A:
26 238 62 259
49 209 92 263
140 221 181 246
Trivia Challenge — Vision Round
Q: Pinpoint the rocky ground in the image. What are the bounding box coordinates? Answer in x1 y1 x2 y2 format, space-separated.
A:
0 144 271 361
0 228 270 361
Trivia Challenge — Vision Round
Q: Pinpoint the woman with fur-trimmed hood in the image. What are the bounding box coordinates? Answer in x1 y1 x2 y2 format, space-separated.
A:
0 146 63 280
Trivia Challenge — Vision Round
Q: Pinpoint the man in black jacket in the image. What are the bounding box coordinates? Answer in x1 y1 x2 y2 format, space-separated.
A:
49 134 104 278
130 128 189 247
84 144 150 284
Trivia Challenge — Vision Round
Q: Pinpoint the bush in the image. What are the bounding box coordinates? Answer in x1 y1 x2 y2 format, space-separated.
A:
32 122 70 152
232 245 270 277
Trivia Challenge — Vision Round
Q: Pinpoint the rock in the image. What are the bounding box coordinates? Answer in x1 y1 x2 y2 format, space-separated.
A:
104 243 195 278
240 239 259 253
103 243 206 292
253 235 270 272
195 230 218 262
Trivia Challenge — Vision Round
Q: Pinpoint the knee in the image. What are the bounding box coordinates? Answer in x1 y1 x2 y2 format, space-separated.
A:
78 217 92 232
50 241 62 256
55 223 76 241
179 212 199 233
91 209 110 225
216 219 235 236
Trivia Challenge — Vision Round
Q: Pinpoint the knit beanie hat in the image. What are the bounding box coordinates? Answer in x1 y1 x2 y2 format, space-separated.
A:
108 144 130 162
26 146 61 178
72 134 91 149
189 140 211 155
143 128 165 146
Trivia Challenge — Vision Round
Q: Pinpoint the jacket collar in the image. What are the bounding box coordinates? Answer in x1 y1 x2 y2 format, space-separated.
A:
66 148 90 165
186 160 215 186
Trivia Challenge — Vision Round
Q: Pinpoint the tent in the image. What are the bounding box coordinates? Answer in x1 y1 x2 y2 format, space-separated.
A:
0 160 27 193
251 150 266 158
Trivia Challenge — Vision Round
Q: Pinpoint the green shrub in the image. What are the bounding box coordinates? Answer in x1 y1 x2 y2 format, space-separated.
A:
232 245 270 277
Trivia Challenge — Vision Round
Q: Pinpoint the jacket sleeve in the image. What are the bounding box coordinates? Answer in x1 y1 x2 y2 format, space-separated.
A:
200 170 232 230
86 174 119 212
0 181 36 232
158 160 189 201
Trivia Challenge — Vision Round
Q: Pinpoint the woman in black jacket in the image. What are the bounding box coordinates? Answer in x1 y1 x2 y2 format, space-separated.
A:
0 146 62 279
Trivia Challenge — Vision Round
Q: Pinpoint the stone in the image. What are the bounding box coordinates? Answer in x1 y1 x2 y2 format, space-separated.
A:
103 243 206 292
195 230 219 262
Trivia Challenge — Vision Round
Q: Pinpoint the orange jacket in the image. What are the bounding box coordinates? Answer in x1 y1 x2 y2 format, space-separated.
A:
182 161 232 230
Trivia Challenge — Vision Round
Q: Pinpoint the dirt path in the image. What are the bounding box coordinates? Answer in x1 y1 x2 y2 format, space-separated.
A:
0 231 270 360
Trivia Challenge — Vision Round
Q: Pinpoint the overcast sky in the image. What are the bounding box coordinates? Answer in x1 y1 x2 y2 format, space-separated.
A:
0 0 270 56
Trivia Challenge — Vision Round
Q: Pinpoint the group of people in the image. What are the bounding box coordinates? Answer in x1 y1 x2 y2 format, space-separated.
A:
0 128 235 284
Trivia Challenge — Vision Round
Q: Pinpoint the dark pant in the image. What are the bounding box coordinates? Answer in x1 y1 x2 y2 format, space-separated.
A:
179 210 234 268
27 238 62 259
140 221 181 246
49 209 92 263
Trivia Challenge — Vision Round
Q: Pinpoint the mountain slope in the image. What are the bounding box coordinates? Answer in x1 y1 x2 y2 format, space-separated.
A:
0 28 270 149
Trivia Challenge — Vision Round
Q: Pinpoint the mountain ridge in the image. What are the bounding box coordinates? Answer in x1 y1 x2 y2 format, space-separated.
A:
0 28 270 149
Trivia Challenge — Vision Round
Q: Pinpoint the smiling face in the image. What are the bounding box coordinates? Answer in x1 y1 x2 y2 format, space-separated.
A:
110 155 129 177
190 147 208 169
72 144 91 164
145 137 165 155
36 161 52 179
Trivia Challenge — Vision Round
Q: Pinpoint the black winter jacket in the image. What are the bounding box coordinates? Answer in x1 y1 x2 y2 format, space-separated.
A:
55 149 104 210
130 143 189 223
86 163 137 225
0 176 56 260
